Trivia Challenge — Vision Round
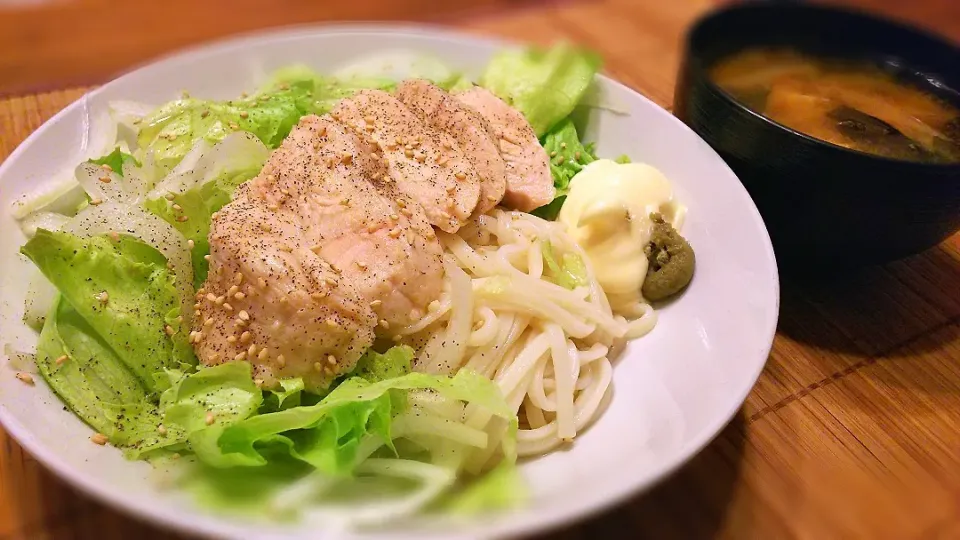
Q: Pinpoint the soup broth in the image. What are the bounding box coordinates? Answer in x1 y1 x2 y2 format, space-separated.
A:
711 48 960 163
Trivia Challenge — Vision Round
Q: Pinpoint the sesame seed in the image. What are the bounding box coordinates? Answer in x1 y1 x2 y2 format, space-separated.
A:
239 310 250 321
205 412 215 425
229 122 240 130
258 277 267 289
215 295 225 305
222 303 233 312
176 215 189 222
165 193 176 201
240 111 249 119
487 195 499 201
366 224 378 233
389 213 399 221
370 300 382 308
260 223 272 233
392 334 403 342
455 172 466 180
240 331 251 343
340 198 350 206
201 110 210 118
446 186 456 194
204 254 211 261
99 176 111 183
267 204 279 211
187 239 195 249
560 142 567 149
356 261 367 270
550 151 557 157
204 317 214 326
437 156 449 166
158 425 167 435
325 319 339 328
327 355 337 365
234 292 246 300
277 354 286 367
258 348 269 361
109 231 120 242
209 353 220 362
379 319 390 329
55 354 69 365
234 352 247 361
90 433 109 445
96 291 109 304
314 362 323 372
404 149 414 158
311 292 327 300
227 336 237 343
212 212 220 220
388 228 401 238
206 293 217 303
247 343 257 357
172 203 183 211
164 325 176 336
89 198 103 206
341 152 353 164
15 372 34 385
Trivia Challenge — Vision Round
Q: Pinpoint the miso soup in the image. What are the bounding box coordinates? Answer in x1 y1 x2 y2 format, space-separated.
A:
710 48 960 163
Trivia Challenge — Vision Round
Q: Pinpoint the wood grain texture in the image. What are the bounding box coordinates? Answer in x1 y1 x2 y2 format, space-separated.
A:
2 1 960 539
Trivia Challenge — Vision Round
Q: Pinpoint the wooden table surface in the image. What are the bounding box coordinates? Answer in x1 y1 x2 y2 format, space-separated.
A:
2 1 960 539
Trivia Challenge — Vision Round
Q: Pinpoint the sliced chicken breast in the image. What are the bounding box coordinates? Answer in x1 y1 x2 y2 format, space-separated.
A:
456 87 555 212
396 80 507 214
249 115 444 331
198 195 376 391
332 90 482 232
197 114 445 391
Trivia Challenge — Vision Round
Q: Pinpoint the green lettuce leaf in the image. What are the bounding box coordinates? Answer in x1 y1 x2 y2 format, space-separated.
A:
137 82 311 169
262 378 305 413
480 43 601 136
190 364 514 474
21 230 195 391
443 460 526 514
160 361 263 438
89 147 140 177
541 240 588 290
262 66 395 116
533 119 598 220
353 345 413 383
35 295 175 451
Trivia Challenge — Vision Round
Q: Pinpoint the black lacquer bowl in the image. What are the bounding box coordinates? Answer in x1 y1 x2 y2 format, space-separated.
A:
675 3 960 273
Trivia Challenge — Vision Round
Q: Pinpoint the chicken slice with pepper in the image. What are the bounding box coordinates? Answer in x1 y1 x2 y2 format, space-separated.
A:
396 79 507 215
456 86 555 212
333 89 482 233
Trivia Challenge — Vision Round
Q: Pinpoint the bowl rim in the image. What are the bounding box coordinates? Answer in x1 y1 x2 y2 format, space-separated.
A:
683 2 960 171
0 22 780 540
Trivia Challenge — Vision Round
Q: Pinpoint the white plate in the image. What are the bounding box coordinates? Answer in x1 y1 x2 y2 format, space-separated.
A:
0 24 778 540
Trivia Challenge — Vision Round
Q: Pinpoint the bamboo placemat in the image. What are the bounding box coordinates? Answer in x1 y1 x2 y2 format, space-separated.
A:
3 1 960 539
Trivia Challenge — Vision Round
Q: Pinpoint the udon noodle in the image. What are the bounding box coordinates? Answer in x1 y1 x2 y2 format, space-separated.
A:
398 209 657 459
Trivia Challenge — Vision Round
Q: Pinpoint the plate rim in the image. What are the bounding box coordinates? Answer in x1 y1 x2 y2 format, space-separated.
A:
0 22 780 540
